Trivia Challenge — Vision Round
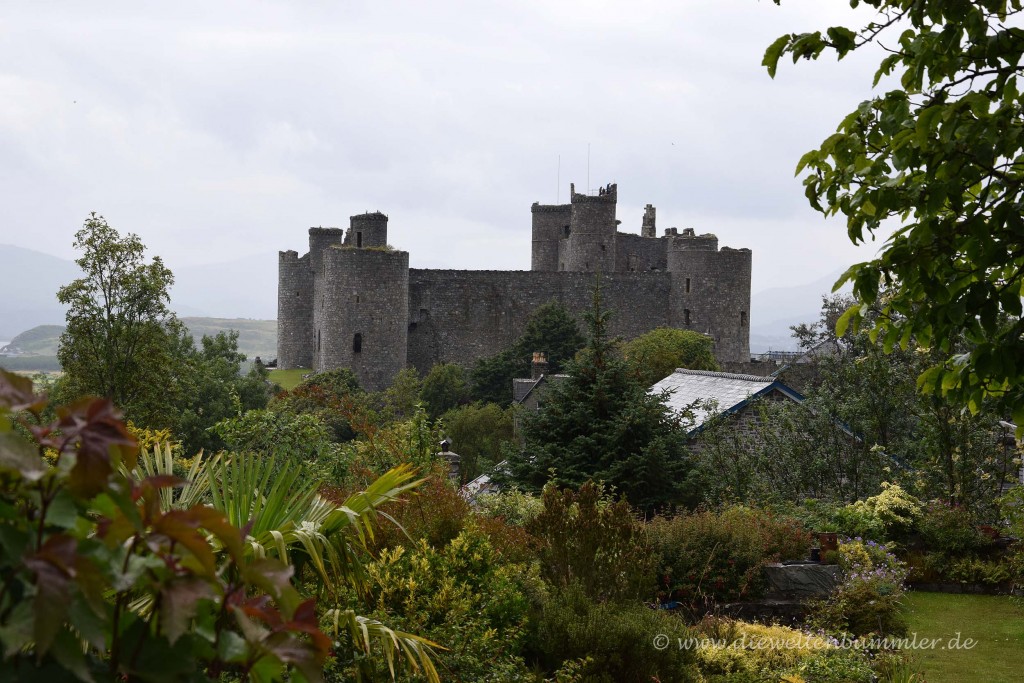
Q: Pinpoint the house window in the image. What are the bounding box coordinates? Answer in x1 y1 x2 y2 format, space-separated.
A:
685 277 691 293
684 309 691 325
353 333 362 353
356 231 362 248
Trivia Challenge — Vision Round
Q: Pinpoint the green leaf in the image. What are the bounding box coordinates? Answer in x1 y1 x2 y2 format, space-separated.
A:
50 627 94 683
23 534 78 654
160 577 213 645
0 432 47 482
762 34 791 79
835 305 859 338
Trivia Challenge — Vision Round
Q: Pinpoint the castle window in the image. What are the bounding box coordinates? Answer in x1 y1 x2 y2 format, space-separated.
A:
563 226 571 238
317 330 321 352
684 309 691 325
356 232 362 248
740 311 747 326
685 277 691 293
353 333 362 353
599 244 606 252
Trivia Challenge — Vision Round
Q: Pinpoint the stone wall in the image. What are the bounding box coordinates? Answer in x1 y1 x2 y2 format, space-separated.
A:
615 233 668 272
407 269 674 374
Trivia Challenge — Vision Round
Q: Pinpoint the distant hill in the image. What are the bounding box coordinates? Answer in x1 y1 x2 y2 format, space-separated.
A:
180 318 277 361
0 318 277 372
1 325 64 355
0 244 279 339
749 269 852 353
0 245 79 338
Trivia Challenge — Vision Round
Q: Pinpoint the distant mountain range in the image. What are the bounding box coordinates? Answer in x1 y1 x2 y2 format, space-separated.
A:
0 244 277 339
1 243 846 354
749 269 851 352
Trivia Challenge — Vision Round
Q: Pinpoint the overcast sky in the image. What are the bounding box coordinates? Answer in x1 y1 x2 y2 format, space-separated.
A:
1 0 893 293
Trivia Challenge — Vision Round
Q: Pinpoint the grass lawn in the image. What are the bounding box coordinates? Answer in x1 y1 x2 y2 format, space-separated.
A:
268 367 309 391
902 591 1024 683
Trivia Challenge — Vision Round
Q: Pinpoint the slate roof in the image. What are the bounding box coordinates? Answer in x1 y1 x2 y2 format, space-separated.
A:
650 368 804 434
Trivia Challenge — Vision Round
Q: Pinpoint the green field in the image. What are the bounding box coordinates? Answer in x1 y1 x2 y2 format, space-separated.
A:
902 591 1024 683
268 368 309 390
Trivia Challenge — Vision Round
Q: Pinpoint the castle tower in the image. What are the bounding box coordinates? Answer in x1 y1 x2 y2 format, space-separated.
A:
308 227 345 275
313 241 409 392
277 250 313 369
641 204 656 238
530 202 571 271
666 232 751 362
345 211 388 248
564 182 617 272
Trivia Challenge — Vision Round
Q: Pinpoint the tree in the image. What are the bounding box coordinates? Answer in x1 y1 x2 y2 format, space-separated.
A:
438 402 515 482
506 286 696 514
56 214 184 427
420 363 470 419
763 0 1024 428
622 327 719 386
175 330 271 455
470 300 585 404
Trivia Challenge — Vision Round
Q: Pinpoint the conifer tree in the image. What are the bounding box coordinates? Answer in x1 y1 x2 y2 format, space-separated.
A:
506 284 696 514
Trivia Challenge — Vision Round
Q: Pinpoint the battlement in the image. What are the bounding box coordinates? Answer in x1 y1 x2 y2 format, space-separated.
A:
308 227 344 236
531 203 571 214
570 182 617 203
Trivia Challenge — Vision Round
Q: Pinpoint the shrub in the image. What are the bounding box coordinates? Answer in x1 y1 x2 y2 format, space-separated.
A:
649 506 811 608
528 481 656 602
808 538 908 638
918 500 989 557
0 369 330 680
533 584 699 683
370 466 472 552
330 526 537 682
692 618 871 682
780 483 923 543
439 401 514 482
475 488 544 526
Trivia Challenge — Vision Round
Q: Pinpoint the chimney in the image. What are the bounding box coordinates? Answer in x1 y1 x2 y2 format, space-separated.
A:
438 438 460 483
531 351 549 380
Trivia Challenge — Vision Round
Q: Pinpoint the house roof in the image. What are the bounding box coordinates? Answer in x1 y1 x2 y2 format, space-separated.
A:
650 368 804 434
513 373 570 405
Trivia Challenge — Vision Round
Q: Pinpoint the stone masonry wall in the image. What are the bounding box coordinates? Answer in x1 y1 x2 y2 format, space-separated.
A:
314 247 409 391
406 269 673 374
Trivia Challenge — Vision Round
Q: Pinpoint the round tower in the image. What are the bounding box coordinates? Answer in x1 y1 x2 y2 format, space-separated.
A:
565 182 618 272
667 235 751 363
277 250 313 369
346 212 389 248
314 246 409 391
308 227 345 275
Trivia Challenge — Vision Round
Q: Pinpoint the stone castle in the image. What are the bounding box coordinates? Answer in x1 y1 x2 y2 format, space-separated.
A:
278 183 752 391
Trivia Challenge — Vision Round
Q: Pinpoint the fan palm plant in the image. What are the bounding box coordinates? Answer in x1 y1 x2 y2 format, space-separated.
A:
129 445 441 682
